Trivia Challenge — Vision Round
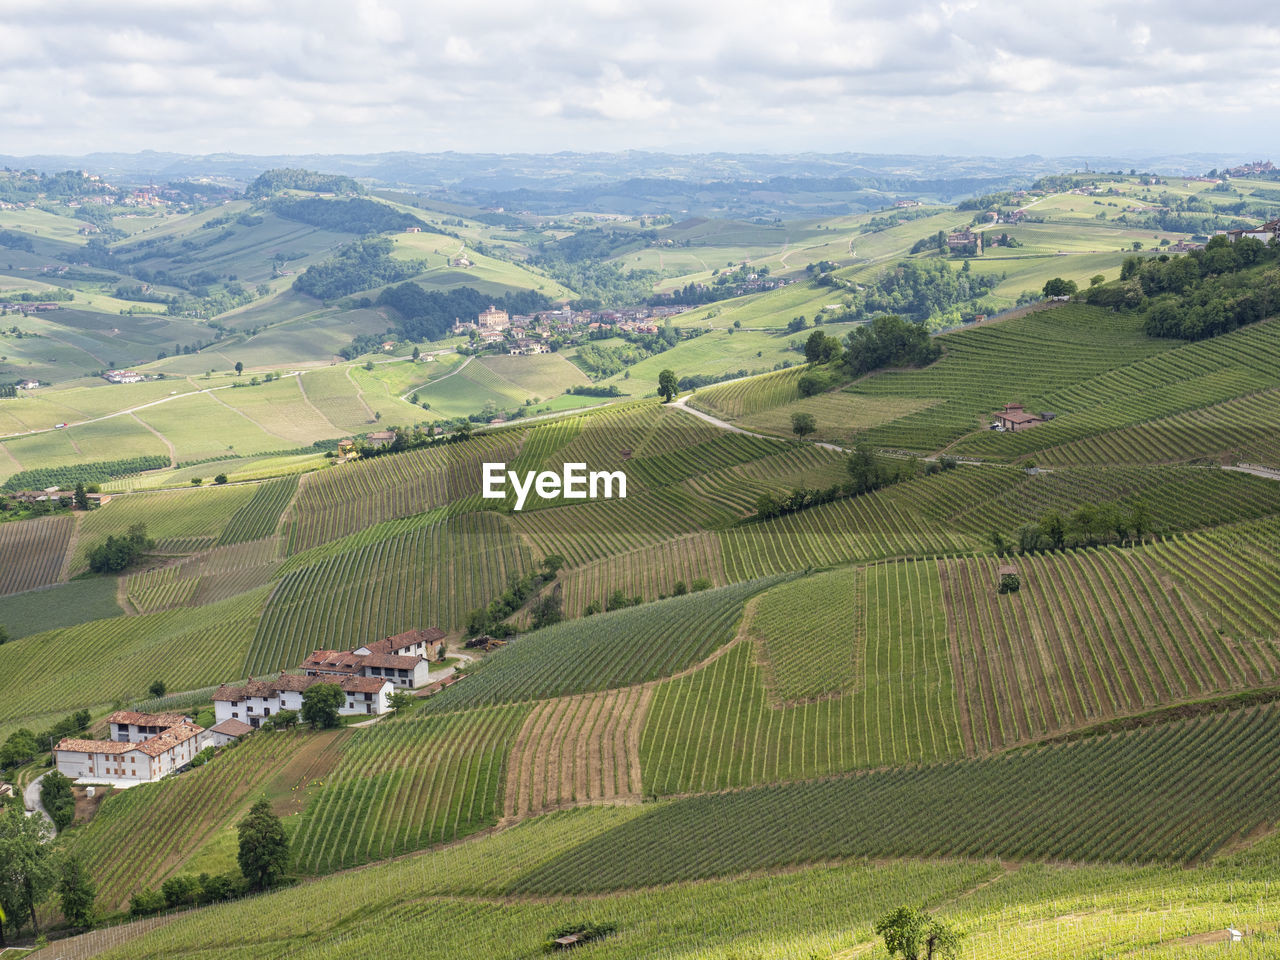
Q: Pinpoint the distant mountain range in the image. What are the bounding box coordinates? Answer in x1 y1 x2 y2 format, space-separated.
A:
0 150 1262 218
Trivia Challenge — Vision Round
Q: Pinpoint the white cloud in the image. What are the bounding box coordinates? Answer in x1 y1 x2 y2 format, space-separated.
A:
1 0 1277 156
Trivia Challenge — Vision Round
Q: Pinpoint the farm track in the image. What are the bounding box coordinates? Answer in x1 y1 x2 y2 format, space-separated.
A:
129 411 176 467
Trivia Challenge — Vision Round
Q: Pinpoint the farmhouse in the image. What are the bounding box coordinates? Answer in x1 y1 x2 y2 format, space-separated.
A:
206 718 253 746
1224 219 1280 243
213 674 395 726
104 370 144 384
56 713 207 785
947 229 982 253
991 402 1045 432
365 430 396 449
356 627 446 660
18 379 38 390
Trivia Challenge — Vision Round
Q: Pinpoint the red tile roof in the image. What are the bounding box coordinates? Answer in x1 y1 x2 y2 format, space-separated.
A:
56 738 138 756
106 711 189 728
209 718 254 737
358 653 422 670
134 721 203 757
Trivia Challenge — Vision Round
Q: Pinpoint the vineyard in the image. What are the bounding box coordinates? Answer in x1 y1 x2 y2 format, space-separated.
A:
125 537 282 613
245 511 529 674
288 705 529 873
521 704 1280 892
0 576 121 638
938 545 1279 755
216 475 298 545
0 587 269 724
688 364 808 419
420 578 778 713
752 566 863 702
71 485 257 571
0 513 72 594
63 728 345 910
639 561 961 793
503 685 652 817
284 432 519 552
554 532 726 618
952 317 1280 461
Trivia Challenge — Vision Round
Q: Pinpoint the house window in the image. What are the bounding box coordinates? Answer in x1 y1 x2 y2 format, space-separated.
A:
232 712 239 718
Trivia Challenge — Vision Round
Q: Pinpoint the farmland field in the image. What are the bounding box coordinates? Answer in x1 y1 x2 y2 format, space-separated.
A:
0 586 269 725
938 545 1278 755
0 513 73 594
71 484 258 571
503 685 652 818
288 704 530 873
246 511 530 674
0 576 121 637
640 561 960 793
420 578 779 713
524 704 1280 892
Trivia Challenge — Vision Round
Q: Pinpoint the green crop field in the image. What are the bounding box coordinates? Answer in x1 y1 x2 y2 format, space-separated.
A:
938 544 1279 754
216 475 298 545
421 578 778 713
640 561 960 793
63 727 345 910
71 484 259 571
289 704 530 873
246 511 530 674
0 576 121 637
525 704 1280 892
0 587 268 725
0 513 73 594
284 431 518 552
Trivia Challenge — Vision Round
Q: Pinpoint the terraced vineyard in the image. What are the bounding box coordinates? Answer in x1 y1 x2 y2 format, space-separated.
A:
284 432 519 552
65 728 345 910
846 304 1174 452
0 587 269 724
71 485 258 571
1146 518 1280 643
952 317 1280 461
289 705 529 873
216 475 298 545
640 561 960 793
0 513 72 594
1037 387 1280 467
503 685 652 818
523 704 1280 892
689 364 807 419
246 511 529 674
938 545 1278 755
555 532 726 618
420 578 778 713
720 489 981 581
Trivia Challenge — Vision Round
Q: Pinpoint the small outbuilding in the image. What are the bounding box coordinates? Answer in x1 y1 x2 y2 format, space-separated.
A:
207 718 254 746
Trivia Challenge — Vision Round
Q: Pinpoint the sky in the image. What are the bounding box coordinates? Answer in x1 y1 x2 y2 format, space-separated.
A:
3 0 1279 158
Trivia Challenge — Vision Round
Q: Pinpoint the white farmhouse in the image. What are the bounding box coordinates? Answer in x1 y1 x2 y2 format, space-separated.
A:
56 717 206 785
212 674 393 728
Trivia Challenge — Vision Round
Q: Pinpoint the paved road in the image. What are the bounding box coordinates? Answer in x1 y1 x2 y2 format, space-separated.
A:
23 771 55 833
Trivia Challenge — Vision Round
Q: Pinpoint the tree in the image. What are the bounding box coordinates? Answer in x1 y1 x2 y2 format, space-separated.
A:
791 412 817 441
0 806 56 937
300 682 343 729
874 906 964 960
73 482 88 511
0 729 38 769
149 679 166 699
999 572 1021 594
388 691 415 715
234 361 243 376
1042 277 1078 297
236 799 289 893
214 473 228 484
541 554 566 577
411 346 420 361
1039 511 1067 550
1090 274 1106 287
40 772 75 832
57 856 96 930
847 444 887 496
657 368 678 403
989 530 1009 558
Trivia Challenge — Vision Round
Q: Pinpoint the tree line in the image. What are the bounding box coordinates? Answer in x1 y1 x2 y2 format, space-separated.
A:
990 500 1152 557
1085 234 1280 340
